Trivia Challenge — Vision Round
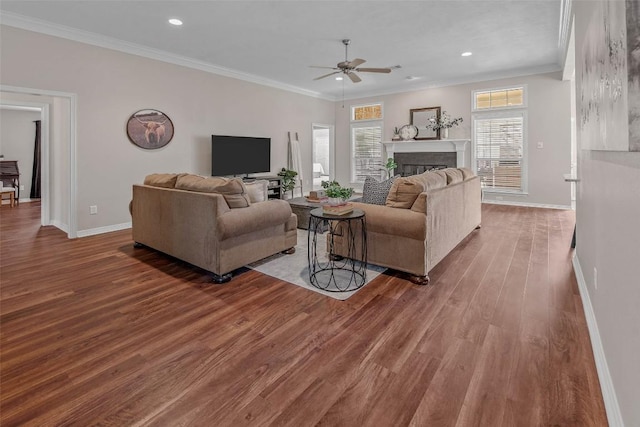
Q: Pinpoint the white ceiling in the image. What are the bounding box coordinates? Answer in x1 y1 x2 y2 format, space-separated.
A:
0 1 565 100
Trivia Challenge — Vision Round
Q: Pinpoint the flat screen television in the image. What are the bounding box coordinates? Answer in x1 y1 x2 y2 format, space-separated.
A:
211 135 271 176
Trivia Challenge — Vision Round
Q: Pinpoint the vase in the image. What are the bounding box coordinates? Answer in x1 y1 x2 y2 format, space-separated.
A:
441 128 449 139
327 197 344 206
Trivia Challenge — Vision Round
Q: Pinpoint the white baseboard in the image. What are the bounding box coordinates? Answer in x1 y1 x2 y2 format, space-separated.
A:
50 219 69 234
77 222 131 238
482 199 572 210
572 254 625 427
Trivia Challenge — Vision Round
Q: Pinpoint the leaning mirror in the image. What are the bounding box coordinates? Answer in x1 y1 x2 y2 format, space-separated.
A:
410 107 441 140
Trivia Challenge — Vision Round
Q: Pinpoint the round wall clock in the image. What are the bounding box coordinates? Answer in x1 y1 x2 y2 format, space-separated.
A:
126 109 174 149
399 124 418 141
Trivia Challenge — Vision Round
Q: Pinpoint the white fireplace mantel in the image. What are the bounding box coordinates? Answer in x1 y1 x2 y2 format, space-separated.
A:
382 139 470 168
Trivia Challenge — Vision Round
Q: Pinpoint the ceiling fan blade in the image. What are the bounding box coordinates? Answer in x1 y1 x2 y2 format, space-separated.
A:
355 67 392 73
313 71 341 81
309 65 339 70
348 58 366 68
347 72 362 83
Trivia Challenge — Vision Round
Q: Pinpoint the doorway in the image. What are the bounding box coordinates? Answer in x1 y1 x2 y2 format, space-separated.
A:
311 124 334 191
0 102 50 225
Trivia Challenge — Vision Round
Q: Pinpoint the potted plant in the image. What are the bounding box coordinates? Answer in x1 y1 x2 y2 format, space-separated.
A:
277 168 298 198
425 111 463 139
321 180 354 205
392 127 401 141
382 157 397 179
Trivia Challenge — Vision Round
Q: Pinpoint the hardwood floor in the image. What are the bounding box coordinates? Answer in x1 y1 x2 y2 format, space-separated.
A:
0 202 608 426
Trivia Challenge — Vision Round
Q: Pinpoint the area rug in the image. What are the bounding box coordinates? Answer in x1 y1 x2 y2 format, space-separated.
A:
248 229 386 300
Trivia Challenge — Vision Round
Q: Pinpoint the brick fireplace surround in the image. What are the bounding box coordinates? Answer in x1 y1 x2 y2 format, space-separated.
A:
382 140 470 176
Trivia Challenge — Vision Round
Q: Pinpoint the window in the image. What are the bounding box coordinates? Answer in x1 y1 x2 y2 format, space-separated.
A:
473 112 526 192
352 104 382 121
474 86 525 110
351 103 383 183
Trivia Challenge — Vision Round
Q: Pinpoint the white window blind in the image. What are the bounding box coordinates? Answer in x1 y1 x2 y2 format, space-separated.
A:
474 114 524 192
351 123 383 182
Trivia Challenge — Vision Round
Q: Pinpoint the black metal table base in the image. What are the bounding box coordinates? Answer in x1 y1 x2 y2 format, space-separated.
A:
307 208 367 293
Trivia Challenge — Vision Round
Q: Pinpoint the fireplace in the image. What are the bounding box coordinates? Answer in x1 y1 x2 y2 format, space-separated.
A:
382 139 470 176
394 152 457 176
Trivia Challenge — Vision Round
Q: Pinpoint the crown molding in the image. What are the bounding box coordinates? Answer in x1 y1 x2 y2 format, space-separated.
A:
0 11 564 104
338 63 562 102
558 0 573 64
0 12 333 102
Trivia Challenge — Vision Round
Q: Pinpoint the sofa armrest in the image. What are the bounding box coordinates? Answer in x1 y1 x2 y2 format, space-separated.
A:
217 199 293 240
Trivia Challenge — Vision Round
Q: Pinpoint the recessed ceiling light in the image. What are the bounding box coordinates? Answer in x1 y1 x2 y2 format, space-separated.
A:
168 18 183 26
461 52 473 57
335 76 343 81
406 76 419 80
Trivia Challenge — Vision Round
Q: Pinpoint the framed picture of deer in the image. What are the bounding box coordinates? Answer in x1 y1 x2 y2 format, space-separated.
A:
126 109 174 149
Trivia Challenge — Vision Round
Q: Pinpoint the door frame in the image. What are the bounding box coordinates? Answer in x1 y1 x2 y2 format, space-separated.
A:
311 123 335 187
1 85 78 238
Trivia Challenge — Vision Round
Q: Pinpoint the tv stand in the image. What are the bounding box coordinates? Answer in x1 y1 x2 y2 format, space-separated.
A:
246 175 282 200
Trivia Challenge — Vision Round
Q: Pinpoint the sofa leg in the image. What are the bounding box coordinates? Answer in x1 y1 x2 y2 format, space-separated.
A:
211 273 232 284
133 242 144 248
475 224 482 229
409 274 430 286
282 247 296 255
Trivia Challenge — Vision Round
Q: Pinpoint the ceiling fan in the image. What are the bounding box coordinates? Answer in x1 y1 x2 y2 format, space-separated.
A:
311 39 392 83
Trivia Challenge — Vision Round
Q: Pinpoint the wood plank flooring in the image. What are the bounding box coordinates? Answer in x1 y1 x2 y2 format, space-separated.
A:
0 202 608 426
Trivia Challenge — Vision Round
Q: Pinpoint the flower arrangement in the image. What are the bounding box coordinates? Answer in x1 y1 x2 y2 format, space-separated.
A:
425 111 464 130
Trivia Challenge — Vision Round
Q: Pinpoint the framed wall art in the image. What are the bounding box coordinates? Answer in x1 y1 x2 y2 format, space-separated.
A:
579 0 640 151
126 109 174 149
410 107 441 140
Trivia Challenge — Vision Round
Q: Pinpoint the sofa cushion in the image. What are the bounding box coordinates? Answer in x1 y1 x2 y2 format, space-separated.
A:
175 175 251 208
217 199 293 240
144 173 183 188
386 170 447 209
443 168 464 184
245 180 269 203
459 167 475 181
362 175 398 205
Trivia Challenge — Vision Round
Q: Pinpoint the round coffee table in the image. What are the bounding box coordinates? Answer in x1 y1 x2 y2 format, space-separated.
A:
307 207 367 292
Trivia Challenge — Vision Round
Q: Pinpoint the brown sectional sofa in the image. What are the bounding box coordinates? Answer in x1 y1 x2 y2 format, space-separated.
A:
131 173 297 282
331 168 481 284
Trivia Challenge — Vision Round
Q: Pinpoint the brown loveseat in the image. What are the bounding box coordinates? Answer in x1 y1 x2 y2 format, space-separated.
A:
331 168 481 284
131 173 297 283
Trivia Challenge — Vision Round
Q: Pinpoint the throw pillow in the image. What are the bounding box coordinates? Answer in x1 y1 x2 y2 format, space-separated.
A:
175 175 251 208
362 175 398 205
144 173 184 188
245 180 268 203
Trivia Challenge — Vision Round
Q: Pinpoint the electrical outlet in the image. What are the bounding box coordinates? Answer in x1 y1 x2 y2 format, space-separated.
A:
90 205 98 215
594 267 598 290
19 185 25 191
537 141 544 149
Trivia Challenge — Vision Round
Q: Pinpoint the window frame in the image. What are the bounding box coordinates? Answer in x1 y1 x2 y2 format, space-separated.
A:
471 84 528 112
471 109 528 195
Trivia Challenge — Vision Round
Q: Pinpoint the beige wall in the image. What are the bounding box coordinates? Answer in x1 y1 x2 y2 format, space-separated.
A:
335 72 573 208
0 25 335 233
0 108 40 200
574 1 640 425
